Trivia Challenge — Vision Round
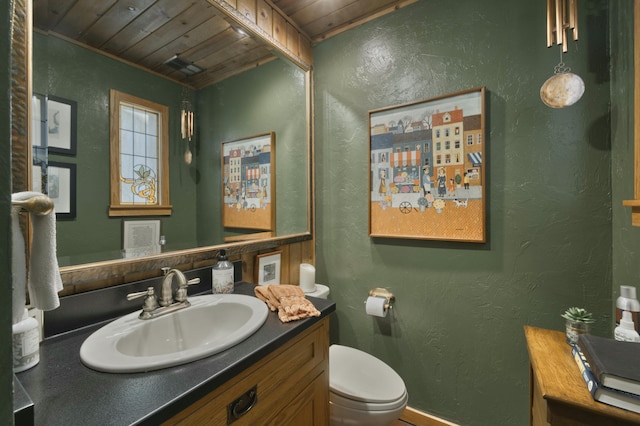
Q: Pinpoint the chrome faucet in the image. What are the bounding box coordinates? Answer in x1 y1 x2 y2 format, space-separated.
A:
127 268 200 319
159 267 187 306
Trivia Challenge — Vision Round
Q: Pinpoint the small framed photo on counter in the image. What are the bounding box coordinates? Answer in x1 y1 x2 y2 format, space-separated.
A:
255 251 282 285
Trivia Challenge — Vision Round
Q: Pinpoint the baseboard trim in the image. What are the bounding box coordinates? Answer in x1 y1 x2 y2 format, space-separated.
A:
400 406 459 426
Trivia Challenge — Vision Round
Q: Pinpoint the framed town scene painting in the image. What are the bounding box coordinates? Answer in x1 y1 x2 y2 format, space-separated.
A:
369 87 486 243
222 132 275 231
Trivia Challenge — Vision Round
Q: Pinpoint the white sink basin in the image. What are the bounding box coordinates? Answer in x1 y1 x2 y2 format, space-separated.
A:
80 294 269 373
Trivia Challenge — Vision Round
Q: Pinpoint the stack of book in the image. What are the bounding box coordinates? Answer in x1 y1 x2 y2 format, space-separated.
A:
572 334 640 414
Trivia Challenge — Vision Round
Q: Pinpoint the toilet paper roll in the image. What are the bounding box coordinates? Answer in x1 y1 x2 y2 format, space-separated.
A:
299 263 316 293
365 296 388 318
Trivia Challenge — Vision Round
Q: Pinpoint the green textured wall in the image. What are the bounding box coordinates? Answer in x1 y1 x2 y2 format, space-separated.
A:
612 1 640 313
314 0 613 424
35 33 197 265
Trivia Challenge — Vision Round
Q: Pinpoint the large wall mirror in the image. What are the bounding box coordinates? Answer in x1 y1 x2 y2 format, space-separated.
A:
623 0 640 222
15 0 313 288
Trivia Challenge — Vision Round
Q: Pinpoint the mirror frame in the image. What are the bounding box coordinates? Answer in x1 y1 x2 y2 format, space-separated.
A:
12 0 30 196
623 0 640 223
636 0 639 198
12 0 314 288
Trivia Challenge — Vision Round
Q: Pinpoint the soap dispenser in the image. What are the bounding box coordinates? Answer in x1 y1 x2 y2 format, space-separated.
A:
616 285 640 333
212 249 234 294
614 311 640 342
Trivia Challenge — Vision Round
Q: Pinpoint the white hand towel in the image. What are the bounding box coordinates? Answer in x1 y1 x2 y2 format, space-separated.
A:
12 192 63 315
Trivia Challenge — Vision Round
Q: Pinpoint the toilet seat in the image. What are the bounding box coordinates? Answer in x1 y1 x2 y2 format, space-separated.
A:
330 389 408 411
329 345 406 407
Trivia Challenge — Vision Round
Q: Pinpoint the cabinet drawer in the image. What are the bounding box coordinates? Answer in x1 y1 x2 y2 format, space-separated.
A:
166 317 329 425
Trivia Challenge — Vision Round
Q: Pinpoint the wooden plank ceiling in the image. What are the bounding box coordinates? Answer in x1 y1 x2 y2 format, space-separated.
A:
33 0 416 89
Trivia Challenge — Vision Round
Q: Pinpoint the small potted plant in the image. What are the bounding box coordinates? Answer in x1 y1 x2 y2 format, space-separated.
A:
562 307 595 345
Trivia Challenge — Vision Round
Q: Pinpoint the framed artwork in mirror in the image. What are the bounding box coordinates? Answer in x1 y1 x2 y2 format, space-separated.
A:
47 161 76 220
31 93 47 153
222 132 275 231
369 87 486 243
31 93 48 193
255 251 282 285
47 95 77 156
32 165 44 194
122 219 161 259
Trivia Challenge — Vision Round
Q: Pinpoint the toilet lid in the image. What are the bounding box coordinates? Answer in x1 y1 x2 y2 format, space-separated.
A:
329 345 406 404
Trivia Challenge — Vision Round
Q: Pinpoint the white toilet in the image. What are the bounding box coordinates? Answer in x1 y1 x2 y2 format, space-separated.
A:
307 285 408 425
304 283 330 299
329 345 408 425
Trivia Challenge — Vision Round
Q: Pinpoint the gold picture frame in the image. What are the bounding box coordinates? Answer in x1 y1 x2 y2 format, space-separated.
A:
369 87 486 242
222 132 275 231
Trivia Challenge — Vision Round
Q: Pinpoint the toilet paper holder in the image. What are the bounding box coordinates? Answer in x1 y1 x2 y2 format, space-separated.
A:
365 288 395 310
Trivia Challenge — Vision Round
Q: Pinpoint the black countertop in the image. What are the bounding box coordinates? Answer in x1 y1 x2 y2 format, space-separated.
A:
15 282 335 425
13 375 33 425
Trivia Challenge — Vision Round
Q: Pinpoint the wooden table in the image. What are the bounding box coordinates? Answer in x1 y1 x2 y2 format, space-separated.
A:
524 326 640 425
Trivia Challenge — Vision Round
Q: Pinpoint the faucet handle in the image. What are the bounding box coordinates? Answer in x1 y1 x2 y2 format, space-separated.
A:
186 277 201 286
127 287 159 317
127 287 155 301
175 277 201 302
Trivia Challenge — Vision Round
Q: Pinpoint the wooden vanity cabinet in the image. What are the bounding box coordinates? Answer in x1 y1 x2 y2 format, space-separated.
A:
165 317 330 425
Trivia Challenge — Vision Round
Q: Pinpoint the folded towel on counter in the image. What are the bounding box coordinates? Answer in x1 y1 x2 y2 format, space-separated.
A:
11 192 63 319
254 284 321 323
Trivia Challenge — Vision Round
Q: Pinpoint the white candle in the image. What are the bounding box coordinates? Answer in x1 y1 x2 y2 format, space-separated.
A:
299 263 316 293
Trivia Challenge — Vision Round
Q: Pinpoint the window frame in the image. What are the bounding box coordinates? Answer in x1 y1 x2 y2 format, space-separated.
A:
109 89 172 217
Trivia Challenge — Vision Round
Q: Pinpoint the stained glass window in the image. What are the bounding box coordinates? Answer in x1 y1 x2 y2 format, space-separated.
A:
109 90 171 216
